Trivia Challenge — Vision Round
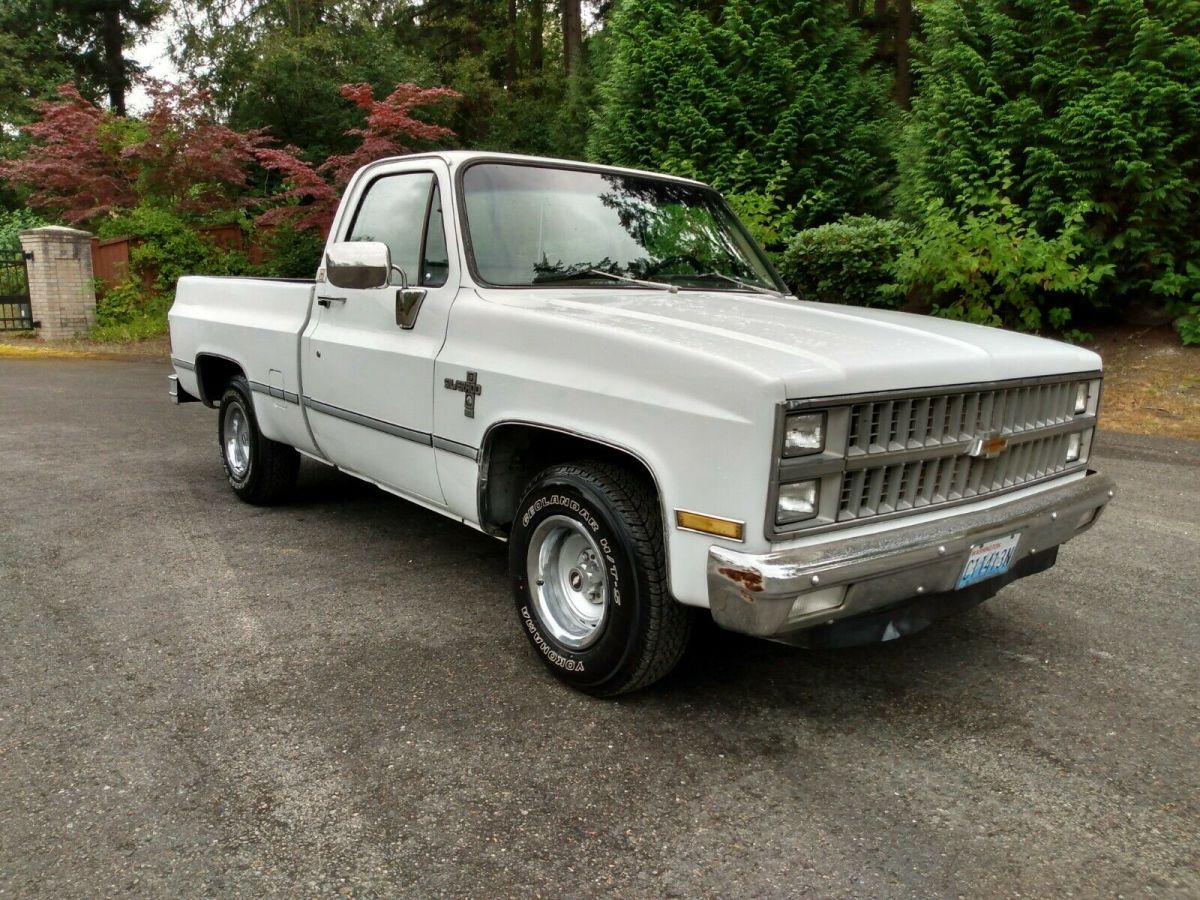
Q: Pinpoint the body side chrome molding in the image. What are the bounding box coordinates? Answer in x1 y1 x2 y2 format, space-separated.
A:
248 381 300 405
303 395 433 445
300 394 480 458
433 435 480 460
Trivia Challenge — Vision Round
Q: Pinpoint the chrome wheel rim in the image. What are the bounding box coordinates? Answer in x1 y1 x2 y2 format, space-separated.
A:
527 515 609 650
223 401 251 479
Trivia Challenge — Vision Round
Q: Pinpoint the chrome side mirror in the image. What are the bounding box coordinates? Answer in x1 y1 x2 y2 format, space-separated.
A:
325 241 390 290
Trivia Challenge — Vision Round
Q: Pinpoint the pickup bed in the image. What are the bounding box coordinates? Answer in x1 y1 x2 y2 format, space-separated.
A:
169 150 1115 695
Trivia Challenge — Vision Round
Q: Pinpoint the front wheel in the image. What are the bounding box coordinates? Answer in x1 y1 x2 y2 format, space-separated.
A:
217 376 299 505
509 461 691 696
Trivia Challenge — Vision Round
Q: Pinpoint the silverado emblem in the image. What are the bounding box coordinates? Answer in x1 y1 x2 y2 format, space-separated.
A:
444 371 482 418
968 431 1009 459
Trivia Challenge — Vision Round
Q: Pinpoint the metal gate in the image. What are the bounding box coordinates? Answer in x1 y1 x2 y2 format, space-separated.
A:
0 248 34 331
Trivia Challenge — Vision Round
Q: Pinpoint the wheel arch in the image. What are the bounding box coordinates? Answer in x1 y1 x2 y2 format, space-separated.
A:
194 353 247 407
477 421 667 541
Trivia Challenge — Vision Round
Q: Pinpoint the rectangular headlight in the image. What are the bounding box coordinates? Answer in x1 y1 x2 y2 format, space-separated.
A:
1074 382 1089 414
1066 427 1094 464
776 480 819 524
783 412 825 457
1066 432 1082 462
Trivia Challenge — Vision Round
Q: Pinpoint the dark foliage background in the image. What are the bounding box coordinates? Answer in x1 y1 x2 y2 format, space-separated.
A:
1 0 1198 343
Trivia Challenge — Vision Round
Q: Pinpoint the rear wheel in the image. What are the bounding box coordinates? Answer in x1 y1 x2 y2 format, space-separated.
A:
510 461 691 696
217 376 299 505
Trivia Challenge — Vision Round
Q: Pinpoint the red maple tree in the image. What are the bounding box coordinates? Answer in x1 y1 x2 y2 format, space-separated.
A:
0 80 461 234
0 84 138 224
255 82 461 233
128 81 273 217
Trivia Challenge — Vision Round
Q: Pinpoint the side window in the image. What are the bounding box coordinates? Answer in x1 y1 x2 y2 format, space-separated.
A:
422 184 449 288
347 172 435 285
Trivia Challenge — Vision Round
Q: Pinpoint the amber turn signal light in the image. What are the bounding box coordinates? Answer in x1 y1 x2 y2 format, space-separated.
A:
675 510 745 541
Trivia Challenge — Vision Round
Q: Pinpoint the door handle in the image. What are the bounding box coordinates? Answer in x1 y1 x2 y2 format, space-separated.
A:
317 295 347 308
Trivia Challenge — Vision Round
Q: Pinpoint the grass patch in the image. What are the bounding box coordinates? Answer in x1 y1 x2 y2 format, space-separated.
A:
89 308 170 342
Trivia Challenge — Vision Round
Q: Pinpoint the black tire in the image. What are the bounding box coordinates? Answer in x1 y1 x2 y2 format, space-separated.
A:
217 375 299 505
509 460 691 696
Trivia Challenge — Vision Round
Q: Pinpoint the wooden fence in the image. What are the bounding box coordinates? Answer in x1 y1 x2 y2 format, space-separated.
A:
90 223 276 291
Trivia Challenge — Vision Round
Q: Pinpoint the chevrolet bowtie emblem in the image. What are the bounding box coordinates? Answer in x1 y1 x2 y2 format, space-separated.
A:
968 432 1009 459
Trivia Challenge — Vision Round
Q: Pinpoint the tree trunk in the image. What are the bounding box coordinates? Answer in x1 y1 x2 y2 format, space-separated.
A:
895 0 912 109
102 1 125 115
506 0 519 85
562 0 581 75
530 0 544 74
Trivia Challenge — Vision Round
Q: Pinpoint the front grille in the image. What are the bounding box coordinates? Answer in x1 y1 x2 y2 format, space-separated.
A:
846 380 1081 457
770 374 1101 537
837 430 1077 520
834 378 1094 524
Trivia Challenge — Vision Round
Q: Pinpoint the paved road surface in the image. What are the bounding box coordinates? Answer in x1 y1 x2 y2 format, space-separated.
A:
1 358 1197 897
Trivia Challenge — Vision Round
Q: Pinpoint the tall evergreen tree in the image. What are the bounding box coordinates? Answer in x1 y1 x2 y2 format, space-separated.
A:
55 0 165 115
0 1 74 130
900 0 1200 313
590 0 895 235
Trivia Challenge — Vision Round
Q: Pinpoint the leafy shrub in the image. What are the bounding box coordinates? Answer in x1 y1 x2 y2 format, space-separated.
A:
1177 311 1200 346
778 216 908 307
88 204 257 341
723 180 804 251
0 208 47 249
91 277 172 342
256 224 324 279
98 203 253 293
1176 279 1200 346
888 197 1109 332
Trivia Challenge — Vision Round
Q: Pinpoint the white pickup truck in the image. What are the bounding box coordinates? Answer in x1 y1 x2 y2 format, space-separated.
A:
169 151 1115 695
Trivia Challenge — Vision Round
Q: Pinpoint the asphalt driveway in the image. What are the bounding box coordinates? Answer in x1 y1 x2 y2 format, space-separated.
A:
1 357 1197 897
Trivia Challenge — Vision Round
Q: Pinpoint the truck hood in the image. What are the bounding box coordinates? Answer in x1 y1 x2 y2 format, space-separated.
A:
477 287 1102 398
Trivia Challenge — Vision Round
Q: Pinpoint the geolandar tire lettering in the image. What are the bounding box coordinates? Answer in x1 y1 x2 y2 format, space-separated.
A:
509 460 691 696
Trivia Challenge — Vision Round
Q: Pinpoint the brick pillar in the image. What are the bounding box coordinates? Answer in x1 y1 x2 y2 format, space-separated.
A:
18 226 97 340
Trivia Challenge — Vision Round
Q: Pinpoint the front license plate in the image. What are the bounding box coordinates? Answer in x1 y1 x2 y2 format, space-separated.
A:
957 532 1022 590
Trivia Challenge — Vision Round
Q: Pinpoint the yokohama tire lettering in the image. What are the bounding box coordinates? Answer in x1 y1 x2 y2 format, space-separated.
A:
521 605 585 672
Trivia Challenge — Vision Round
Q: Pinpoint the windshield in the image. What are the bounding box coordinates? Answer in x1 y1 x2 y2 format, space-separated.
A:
461 163 784 293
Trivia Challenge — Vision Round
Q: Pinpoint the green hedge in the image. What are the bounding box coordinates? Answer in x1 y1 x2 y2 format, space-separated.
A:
777 216 908 308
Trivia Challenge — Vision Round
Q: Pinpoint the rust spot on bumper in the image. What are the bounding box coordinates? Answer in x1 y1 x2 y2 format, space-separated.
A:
717 566 764 594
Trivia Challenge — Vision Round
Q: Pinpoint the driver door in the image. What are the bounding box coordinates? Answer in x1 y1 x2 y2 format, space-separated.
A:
300 163 456 502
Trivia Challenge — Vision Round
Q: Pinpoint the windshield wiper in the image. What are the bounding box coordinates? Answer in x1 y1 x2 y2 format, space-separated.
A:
688 271 783 296
533 267 676 292
586 268 678 293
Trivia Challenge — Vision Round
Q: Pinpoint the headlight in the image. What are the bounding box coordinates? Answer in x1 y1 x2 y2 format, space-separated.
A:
783 412 825 457
1075 378 1102 415
1066 427 1093 464
1066 432 1082 462
776 480 819 524
1074 382 1089 414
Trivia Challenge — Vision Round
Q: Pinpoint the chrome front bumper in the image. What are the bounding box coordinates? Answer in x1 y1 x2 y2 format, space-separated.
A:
708 471 1115 639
